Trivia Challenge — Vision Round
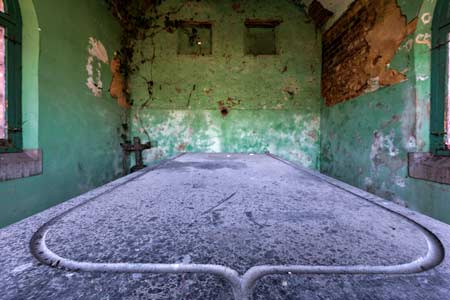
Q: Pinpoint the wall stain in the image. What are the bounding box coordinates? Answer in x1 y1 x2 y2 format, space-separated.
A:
110 55 131 108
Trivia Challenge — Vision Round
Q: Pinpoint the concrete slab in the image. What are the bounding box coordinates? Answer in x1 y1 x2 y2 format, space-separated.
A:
1 153 449 300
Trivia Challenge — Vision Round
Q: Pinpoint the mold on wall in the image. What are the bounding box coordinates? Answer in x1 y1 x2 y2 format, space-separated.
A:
321 0 450 224
127 0 322 169
0 0 125 228
137 110 320 168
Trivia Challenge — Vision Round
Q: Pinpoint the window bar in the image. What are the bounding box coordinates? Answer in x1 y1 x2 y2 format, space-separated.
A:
0 25 6 141
447 33 450 149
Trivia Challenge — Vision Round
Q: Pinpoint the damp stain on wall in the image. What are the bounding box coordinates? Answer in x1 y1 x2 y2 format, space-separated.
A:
125 0 322 169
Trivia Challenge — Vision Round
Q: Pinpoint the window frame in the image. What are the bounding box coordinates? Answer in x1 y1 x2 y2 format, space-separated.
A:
431 0 450 156
244 19 281 56
0 0 22 153
176 21 213 56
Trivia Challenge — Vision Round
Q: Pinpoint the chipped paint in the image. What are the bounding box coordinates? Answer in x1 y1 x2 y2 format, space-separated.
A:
86 37 109 97
321 0 450 226
421 12 432 25
110 55 130 108
415 33 432 48
370 130 400 169
88 37 109 64
130 0 321 168
0 1 125 228
322 0 419 106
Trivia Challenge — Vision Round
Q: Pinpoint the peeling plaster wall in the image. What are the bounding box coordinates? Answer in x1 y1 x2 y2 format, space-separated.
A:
322 0 418 106
321 0 450 224
0 0 125 228
130 0 322 169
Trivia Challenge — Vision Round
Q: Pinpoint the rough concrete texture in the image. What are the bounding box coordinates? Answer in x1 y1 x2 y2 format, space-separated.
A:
1 154 449 299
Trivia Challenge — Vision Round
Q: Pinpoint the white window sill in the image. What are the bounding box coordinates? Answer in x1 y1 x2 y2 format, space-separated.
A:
0 149 42 182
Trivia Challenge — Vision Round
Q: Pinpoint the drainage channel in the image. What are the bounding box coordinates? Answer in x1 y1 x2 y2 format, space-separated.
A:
30 153 445 300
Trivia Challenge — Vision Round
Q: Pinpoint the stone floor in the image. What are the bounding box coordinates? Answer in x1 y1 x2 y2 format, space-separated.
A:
1 153 449 300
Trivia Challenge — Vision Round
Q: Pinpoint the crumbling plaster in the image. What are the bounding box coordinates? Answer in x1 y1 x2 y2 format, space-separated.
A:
321 0 450 225
322 0 418 106
0 0 126 228
127 0 322 169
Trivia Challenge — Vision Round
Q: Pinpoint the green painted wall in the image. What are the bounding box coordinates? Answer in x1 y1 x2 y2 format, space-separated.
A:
3 0 447 228
0 0 125 228
321 0 450 224
130 0 322 169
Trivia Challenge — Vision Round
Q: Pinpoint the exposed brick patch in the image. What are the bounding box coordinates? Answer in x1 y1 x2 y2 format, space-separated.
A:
322 0 417 106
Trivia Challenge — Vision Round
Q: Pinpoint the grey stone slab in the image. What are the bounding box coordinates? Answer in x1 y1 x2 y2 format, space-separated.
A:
0 149 42 182
409 152 450 185
1 153 450 300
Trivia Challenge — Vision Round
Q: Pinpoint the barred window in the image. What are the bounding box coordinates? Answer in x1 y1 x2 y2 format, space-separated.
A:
0 0 22 152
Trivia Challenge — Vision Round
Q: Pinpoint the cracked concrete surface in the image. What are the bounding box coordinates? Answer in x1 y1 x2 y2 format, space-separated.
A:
1 153 450 299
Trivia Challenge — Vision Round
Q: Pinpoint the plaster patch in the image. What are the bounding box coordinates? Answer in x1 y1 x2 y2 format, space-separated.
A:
394 176 406 188
415 33 432 48
370 130 399 169
364 177 373 188
421 12 432 25
366 77 381 93
88 37 109 64
402 39 414 51
406 135 417 150
416 75 429 81
203 111 222 153
86 38 109 97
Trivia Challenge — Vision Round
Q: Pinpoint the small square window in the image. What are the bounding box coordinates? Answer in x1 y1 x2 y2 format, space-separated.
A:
245 20 281 55
177 22 212 55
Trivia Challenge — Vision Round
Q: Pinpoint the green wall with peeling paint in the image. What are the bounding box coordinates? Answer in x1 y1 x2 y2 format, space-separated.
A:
321 0 450 224
2 0 449 229
0 0 125 228
130 0 322 169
